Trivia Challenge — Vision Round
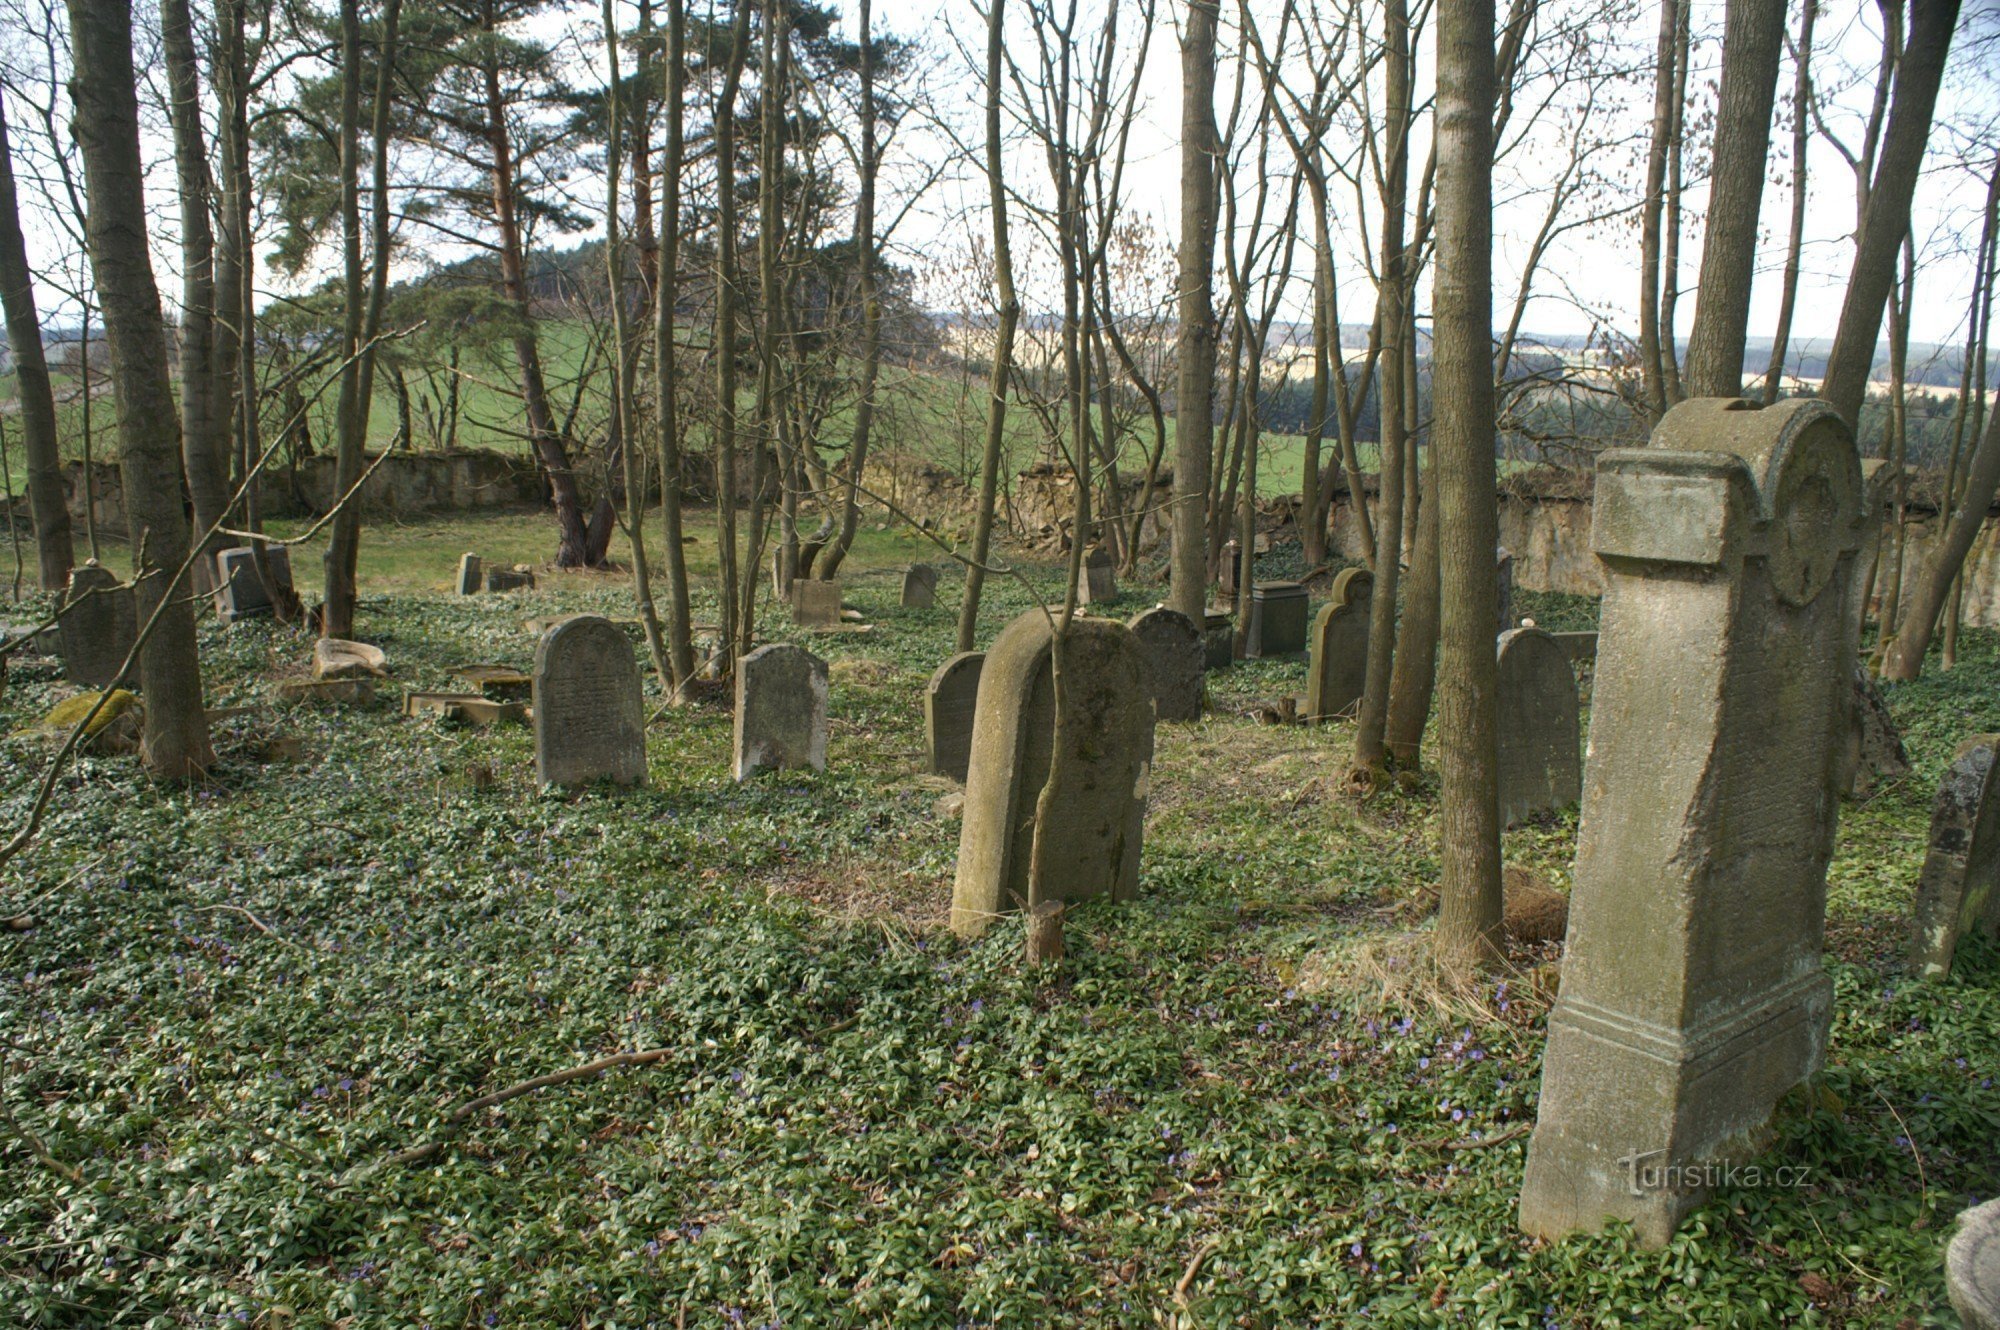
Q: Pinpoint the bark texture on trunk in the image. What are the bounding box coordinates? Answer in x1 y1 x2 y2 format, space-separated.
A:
0 102 73 590
1170 0 1219 622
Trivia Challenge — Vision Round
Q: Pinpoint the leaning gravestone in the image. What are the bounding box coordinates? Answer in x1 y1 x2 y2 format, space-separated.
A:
734 643 829 780
1518 397 1866 1248
1495 626 1582 826
214 546 294 624
902 564 939 609
532 615 646 787
1080 547 1117 605
1910 736 2000 980
59 561 138 689
456 553 483 595
925 651 984 782
792 579 843 628
1305 568 1371 721
951 610 1154 937
1126 606 1204 723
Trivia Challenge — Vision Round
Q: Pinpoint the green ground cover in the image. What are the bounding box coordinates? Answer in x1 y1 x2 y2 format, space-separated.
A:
0 513 1992 1326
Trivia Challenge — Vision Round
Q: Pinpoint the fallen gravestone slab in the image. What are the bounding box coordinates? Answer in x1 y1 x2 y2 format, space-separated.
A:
59 561 137 689
404 691 527 726
314 638 388 680
1126 606 1203 723
950 609 1154 937
1519 397 1867 1248
451 664 533 700
1950 1200 2000 1330
486 566 536 593
734 643 829 780
1496 626 1582 827
902 564 939 609
1910 735 2000 980
1305 569 1371 721
456 553 483 595
924 651 984 783
533 615 646 787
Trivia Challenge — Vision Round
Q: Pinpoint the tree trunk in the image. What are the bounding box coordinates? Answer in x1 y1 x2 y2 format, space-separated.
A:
0 101 73 591
323 0 368 636
1170 0 1219 622
1882 402 2000 681
1431 0 1501 970
1760 0 1816 404
1681 0 1788 399
1385 460 1439 763
712 0 751 655
654 0 696 688
66 0 214 777
821 0 877 579
1636 0 1680 422
1817 0 1960 428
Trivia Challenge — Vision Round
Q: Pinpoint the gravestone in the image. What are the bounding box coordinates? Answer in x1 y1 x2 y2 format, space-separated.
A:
734 643 829 780
214 546 294 624
1126 606 1204 723
1910 736 2000 980
1245 581 1309 658
532 615 646 788
902 564 939 609
924 651 985 783
487 566 535 592
456 553 483 595
1203 610 1234 670
1080 547 1117 605
1496 547 1515 633
1305 569 1372 721
951 609 1155 937
59 561 137 689
1217 539 1240 611
792 579 843 628
1950 1200 2000 1330
1495 626 1582 826
1518 397 1866 1248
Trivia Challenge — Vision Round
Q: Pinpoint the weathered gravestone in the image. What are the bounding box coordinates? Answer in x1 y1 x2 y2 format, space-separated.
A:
1126 606 1204 723
925 652 984 783
532 615 646 787
1496 547 1515 633
1079 547 1117 605
950 610 1155 937
1217 539 1240 612
1910 736 2000 980
1305 569 1371 721
1950 1200 2000 1330
59 561 137 689
792 579 843 628
1518 397 1866 1247
456 553 483 595
487 566 535 592
214 546 294 624
1203 610 1234 670
902 564 939 609
734 643 829 780
1496 626 1582 826
1245 581 1309 658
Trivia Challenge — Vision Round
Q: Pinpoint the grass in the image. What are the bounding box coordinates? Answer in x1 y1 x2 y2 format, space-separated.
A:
0 524 1992 1326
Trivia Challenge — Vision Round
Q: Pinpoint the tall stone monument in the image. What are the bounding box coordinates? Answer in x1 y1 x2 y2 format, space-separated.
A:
924 651 984 783
1126 606 1204 723
1305 568 1371 721
59 561 138 689
951 610 1154 937
1495 626 1582 826
533 615 646 787
1910 736 2000 980
1518 397 1866 1247
734 643 829 780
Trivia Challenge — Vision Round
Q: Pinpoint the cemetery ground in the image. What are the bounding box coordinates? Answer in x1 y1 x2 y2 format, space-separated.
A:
0 511 1995 1326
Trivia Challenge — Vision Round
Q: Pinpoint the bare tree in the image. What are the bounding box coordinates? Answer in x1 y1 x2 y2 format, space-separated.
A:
1170 0 1220 622
0 97 72 589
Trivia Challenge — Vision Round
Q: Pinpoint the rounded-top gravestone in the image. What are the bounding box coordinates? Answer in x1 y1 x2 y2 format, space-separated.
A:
533 615 646 787
925 651 985 783
1911 735 2000 979
734 643 830 780
1125 606 1204 723
1305 568 1371 721
1950 1200 2000 1330
902 564 939 609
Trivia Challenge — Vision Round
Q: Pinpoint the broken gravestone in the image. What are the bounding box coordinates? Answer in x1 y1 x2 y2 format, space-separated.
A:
792 579 843 628
1518 397 1866 1248
1079 547 1117 605
456 553 483 595
924 651 984 783
1910 735 2000 980
734 643 829 780
59 561 137 689
532 615 646 788
214 546 294 624
1126 606 1204 724
1305 568 1371 721
950 609 1154 937
1496 626 1582 827
902 564 939 609
486 565 536 592
313 638 387 680
1245 581 1309 658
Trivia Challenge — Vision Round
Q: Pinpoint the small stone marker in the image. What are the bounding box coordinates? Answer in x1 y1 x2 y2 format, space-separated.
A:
1126 606 1204 723
1518 397 1867 1248
1910 736 2000 980
901 564 938 609
792 579 843 628
924 651 984 783
1203 609 1234 670
950 609 1155 937
1496 546 1515 634
1080 547 1116 604
456 553 483 595
1245 581 1309 658
1217 539 1240 611
214 546 293 624
1305 569 1371 721
59 561 137 689
733 643 829 780
533 614 645 788
1495 626 1582 826
486 566 536 593
1949 1200 2000 1330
